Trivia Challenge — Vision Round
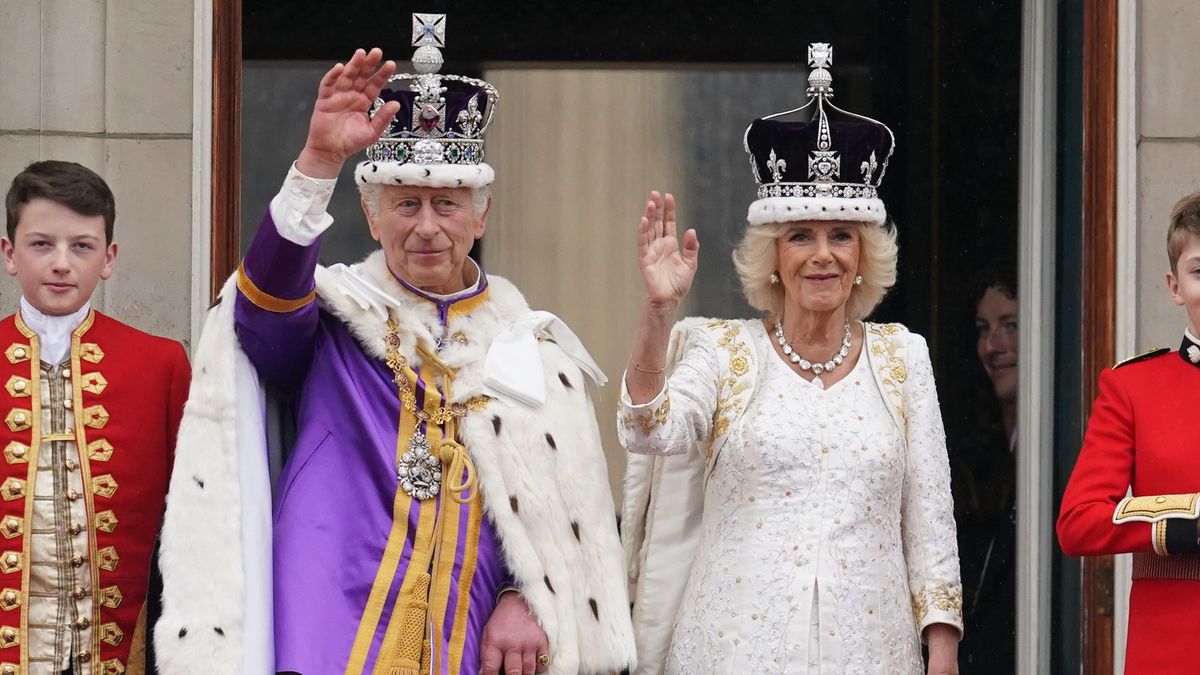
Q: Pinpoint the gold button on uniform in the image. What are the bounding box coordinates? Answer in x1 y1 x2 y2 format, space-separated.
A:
1156 496 1168 503
63 399 73 410
65 459 78 471
67 490 80 501
10 382 23 393
77 650 91 662
71 554 85 567
62 368 71 379
12 349 24 360
72 586 85 600
75 617 90 629
68 523 83 535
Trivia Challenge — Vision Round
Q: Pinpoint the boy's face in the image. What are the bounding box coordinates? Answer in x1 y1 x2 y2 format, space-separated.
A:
1 197 117 316
1167 233 1200 335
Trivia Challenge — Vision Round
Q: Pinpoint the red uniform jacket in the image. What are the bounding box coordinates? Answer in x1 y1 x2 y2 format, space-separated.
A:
0 310 189 674
1058 347 1200 675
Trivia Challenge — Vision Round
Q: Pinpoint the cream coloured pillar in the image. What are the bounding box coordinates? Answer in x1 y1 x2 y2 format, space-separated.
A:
483 69 689 503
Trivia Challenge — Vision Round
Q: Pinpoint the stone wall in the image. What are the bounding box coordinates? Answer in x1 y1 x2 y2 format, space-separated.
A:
0 0 195 345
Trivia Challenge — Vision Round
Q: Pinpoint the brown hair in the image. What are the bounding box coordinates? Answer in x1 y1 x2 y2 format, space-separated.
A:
5 161 115 243
1168 189 1200 272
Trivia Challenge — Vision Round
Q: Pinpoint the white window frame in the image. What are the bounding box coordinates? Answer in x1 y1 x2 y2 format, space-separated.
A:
1016 0 1057 672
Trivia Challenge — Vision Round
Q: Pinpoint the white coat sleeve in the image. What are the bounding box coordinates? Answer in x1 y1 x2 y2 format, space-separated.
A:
616 329 721 457
900 333 965 638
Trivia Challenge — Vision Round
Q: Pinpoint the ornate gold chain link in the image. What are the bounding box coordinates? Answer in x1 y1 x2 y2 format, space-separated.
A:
384 319 489 425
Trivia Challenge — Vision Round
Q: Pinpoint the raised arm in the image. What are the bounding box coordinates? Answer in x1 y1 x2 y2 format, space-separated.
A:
625 191 700 403
234 48 400 386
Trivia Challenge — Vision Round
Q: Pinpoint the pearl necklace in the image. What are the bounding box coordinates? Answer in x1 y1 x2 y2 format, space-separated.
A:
774 318 852 376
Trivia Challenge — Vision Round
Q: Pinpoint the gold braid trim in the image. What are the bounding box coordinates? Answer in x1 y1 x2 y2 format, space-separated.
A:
236 262 317 313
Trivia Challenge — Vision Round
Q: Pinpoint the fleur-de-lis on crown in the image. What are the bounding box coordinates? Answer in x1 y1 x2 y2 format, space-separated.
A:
457 94 483 137
767 148 787 183
860 151 878 184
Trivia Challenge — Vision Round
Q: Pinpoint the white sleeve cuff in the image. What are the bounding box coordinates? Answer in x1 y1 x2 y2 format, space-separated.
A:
268 162 339 245
620 370 668 410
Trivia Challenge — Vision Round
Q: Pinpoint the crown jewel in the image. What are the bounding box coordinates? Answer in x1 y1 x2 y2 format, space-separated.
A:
362 13 499 173
743 43 895 226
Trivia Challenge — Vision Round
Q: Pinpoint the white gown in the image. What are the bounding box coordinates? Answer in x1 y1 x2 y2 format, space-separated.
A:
619 320 962 675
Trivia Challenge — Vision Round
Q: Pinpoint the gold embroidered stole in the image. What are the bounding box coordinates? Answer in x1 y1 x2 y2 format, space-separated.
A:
345 345 483 675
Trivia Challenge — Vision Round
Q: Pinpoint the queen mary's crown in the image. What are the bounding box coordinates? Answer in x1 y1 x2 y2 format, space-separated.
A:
355 13 500 189
743 43 895 227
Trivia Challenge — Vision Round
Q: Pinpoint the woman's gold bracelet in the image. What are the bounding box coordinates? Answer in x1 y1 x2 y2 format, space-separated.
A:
633 361 666 375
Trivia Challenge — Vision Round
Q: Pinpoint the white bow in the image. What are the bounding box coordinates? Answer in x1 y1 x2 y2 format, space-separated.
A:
484 311 607 407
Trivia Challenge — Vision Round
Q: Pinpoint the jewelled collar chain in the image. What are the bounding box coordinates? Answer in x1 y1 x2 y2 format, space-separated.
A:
384 318 490 424
773 318 852 376
384 317 489 503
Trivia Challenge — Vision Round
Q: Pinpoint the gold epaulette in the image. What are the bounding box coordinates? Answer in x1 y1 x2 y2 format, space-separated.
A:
1112 347 1170 369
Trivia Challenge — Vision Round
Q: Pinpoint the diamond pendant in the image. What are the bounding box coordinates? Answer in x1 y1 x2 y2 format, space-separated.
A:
397 432 442 501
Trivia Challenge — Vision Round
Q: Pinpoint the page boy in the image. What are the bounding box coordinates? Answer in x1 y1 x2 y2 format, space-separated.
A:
1058 188 1200 674
0 160 189 674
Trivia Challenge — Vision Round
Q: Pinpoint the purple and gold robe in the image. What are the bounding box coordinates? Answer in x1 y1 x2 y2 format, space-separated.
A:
234 213 518 674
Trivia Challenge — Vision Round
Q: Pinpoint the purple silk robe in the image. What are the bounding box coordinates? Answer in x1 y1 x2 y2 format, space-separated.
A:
234 212 509 674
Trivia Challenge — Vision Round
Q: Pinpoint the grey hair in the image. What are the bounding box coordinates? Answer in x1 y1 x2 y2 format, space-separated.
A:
358 183 492 218
732 220 899 321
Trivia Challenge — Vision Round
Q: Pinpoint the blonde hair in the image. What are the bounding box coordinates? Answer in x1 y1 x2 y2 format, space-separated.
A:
1168 189 1200 272
733 220 898 320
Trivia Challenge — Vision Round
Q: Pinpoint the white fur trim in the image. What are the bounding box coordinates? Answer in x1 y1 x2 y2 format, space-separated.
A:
156 274 271 673
354 160 495 188
747 196 887 226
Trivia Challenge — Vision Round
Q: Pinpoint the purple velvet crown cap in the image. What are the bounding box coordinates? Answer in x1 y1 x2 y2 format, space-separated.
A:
745 118 893 189
376 81 493 141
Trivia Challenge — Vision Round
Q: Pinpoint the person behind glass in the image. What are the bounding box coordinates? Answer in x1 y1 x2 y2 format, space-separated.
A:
952 263 1017 674
619 44 962 675
154 21 634 675
1058 189 1200 674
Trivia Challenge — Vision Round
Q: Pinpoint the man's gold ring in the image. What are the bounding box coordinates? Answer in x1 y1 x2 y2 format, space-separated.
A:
536 653 551 667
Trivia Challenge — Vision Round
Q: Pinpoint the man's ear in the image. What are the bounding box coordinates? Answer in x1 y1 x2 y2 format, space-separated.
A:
1167 269 1185 306
100 242 118 281
362 198 382 242
474 197 491 240
1 238 17 277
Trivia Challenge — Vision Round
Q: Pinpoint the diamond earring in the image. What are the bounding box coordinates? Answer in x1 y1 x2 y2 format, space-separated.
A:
769 272 780 285
854 275 864 286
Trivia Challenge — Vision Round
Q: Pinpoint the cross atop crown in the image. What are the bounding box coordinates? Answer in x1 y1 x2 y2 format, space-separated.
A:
808 43 833 69
412 13 446 48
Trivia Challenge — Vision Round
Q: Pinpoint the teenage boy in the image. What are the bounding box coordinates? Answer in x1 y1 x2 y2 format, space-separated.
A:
1058 188 1200 674
0 160 189 674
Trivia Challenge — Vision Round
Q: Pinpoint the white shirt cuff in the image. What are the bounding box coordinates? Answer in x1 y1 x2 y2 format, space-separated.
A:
268 162 338 245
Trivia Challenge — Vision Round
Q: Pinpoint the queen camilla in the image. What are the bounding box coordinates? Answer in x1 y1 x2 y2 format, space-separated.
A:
619 44 963 675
